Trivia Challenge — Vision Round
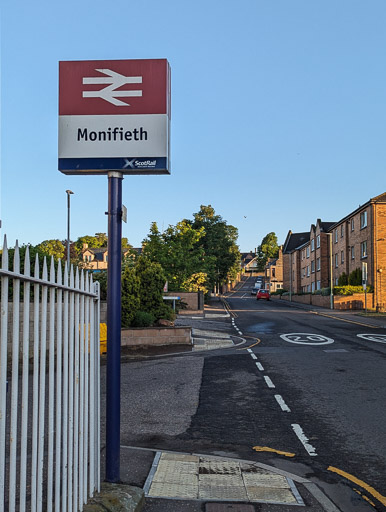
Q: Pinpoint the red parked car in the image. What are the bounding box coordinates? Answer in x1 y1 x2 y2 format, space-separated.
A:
256 289 270 300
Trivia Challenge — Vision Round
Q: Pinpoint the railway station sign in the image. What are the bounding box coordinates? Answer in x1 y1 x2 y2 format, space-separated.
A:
58 59 171 175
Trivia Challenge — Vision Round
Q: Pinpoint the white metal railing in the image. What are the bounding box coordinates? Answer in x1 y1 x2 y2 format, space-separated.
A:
0 236 100 511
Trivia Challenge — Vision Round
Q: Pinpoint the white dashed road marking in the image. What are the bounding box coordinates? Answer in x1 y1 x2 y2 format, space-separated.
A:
275 395 291 412
291 424 317 456
256 362 264 371
264 376 275 389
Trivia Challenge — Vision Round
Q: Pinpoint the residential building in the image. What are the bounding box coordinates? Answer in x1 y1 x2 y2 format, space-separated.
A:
281 192 386 309
264 246 284 292
81 243 142 270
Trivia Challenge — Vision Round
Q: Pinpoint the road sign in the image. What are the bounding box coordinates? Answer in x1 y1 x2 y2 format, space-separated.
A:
58 59 171 175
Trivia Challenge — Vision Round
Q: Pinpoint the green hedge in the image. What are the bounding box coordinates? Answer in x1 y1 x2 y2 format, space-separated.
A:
333 285 373 296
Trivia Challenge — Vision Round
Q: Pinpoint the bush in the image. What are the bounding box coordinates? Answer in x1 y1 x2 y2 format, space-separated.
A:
131 311 155 327
271 289 287 295
348 268 362 286
333 285 372 296
313 287 331 296
121 267 141 328
338 273 348 286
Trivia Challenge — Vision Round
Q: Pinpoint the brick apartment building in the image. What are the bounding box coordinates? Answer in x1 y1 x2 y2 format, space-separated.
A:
264 246 284 292
282 192 386 309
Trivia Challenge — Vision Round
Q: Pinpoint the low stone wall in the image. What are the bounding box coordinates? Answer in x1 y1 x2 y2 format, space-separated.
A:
121 326 192 347
272 293 374 310
164 291 203 311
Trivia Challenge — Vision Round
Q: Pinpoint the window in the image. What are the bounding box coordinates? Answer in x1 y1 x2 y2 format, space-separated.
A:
316 235 320 248
277 284 282 289
341 251 344 263
351 246 355 260
317 280 321 290
361 241 367 258
307 265 310 277
341 225 344 238
311 260 315 273
335 229 338 243
307 284 311 293
317 257 321 271
306 246 310 258
360 211 367 229
335 277 339 286
351 218 354 231
311 239 315 252
335 254 338 267
311 282 315 292
272 268 276 278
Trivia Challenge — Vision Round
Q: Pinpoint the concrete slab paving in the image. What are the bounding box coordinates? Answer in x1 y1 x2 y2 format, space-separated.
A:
145 452 304 506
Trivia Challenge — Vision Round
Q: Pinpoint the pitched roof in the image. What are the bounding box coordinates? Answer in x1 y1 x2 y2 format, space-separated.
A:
282 231 310 253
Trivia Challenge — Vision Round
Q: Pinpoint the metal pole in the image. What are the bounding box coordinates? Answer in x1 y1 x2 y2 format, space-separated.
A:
329 233 334 310
106 172 123 482
66 190 74 263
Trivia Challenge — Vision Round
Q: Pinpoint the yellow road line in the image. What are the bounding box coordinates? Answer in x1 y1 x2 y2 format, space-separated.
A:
253 446 295 458
328 466 386 507
238 338 261 350
312 311 380 329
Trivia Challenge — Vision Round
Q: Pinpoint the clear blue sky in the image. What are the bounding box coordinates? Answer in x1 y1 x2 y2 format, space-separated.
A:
1 0 385 252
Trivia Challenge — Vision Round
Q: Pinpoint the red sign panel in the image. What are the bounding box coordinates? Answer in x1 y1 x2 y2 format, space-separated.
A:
59 59 169 116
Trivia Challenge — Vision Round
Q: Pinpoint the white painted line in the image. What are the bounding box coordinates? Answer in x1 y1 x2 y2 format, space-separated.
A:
250 353 257 360
247 348 253 353
291 424 317 456
274 395 291 412
238 331 243 335
256 362 264 371
264 376 275 388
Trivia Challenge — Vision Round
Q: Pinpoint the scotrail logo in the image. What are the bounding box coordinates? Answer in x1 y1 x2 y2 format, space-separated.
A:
123 159 157 169
82 69 143 106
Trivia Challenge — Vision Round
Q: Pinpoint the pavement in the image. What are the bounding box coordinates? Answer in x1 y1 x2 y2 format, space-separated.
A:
95 295 385 511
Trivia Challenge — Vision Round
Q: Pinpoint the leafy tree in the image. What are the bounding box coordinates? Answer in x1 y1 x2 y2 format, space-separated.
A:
181 272 209 293
256 232 279 271
121 266 140 327
135 256 174 321
36 239 65 261
191 205 240 290
142 220 205 291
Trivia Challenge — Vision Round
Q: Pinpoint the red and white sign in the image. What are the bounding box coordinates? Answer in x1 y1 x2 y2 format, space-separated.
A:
58 59 171 175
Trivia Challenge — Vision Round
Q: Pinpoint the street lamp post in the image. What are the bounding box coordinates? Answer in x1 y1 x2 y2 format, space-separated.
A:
66 190 74 264
327 233 334 310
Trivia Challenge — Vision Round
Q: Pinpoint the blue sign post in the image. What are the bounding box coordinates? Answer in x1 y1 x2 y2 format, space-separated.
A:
59 59 171 483
105 172 123 482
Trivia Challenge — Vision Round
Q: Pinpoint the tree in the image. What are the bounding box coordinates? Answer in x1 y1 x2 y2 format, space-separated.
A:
142 220 205 291
135 256 174 321
121 266 140 327
256 232 279 271
191 205 240 290
36 239 65 261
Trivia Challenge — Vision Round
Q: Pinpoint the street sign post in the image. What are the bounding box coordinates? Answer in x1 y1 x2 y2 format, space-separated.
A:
362 262 368 313
59 59 171 483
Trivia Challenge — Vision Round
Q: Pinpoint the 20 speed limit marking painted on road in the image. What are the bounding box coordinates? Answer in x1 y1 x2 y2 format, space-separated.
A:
280 333 334 345
357 333 386 344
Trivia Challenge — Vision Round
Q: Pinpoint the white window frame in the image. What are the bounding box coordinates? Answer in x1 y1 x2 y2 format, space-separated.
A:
317 257 321 271
335 229 338 243
341 251 344 264
311 260 315 273
335 254 338 267
311 239 315 252
361 241 367 258
360 211 368 229
306 246 310 258
351 218 354 231
316 235 320 248
351 246 355 260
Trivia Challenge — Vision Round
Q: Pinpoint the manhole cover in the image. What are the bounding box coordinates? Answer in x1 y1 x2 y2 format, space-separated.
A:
206 504 255 512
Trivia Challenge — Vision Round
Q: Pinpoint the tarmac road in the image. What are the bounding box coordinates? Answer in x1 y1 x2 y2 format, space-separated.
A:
99 276 386 511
